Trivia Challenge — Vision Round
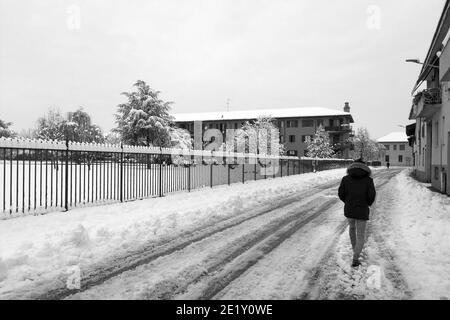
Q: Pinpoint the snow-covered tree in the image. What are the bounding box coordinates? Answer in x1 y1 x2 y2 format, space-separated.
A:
230 116 284 155
350 127 381 161
305 125 335 158
65 108 104 143
114 80 174 147
0 119 16 138
104 131 121 145
34 109 67 141
169 127 192 149
34 108 104 142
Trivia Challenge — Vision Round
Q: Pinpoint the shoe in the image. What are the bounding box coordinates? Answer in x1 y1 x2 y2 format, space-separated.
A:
351 259 361 268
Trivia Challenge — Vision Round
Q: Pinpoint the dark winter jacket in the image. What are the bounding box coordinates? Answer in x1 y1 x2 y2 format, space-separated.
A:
338 162 376 220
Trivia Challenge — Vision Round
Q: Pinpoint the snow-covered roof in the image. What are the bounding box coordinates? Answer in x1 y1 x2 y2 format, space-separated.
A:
173 107 353 122
377 132 408 143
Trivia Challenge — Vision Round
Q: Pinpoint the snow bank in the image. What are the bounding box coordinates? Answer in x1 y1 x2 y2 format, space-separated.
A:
0 168 349 298
380 170 450 299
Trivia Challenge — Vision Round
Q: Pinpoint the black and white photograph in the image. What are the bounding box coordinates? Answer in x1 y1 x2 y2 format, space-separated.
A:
0 0 449 308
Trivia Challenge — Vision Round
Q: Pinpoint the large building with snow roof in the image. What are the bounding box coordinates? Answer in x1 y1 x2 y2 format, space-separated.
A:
407 0 450 194
377 132 413 167
173 102 354 158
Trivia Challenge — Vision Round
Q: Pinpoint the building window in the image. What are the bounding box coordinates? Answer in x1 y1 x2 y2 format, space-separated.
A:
398 155 403 163
302 135 313 143
280 135 284 143
385 155 390 162
287 120 298 128
287 150 298 156
234 123 238 129
399 144 405 151
384 145 390 150
289 135 296 143
317 119 324 127
435 166 439 180
393 145 397 151
302 119 314 127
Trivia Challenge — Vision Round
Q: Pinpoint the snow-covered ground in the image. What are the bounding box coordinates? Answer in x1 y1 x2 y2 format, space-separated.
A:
0 168 348 299
372 169 450 299
305 169 450 300
0 167 448 300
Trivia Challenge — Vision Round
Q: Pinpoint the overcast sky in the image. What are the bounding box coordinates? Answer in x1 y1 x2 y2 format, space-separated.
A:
0 0 445 139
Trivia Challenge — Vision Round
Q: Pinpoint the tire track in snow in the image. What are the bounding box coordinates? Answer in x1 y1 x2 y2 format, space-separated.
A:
147 198 340 300
365 174 414 299
18 170 389 300
31 176 346 300
72 170 390 300
174 171 398 300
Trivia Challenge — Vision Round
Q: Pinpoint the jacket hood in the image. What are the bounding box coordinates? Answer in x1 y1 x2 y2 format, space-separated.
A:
347 162 371 178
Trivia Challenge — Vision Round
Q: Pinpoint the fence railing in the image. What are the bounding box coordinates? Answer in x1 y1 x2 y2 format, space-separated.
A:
0 138 354 217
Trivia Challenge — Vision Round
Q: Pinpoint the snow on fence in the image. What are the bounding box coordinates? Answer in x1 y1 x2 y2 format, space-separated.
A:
0 138 353 217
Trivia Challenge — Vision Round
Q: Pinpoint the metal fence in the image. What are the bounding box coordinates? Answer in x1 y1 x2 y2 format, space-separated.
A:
0 138 354 217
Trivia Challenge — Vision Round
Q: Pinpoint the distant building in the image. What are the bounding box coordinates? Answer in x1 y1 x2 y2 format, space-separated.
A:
377 132 413 166
407 0 450 194
173 103 354 158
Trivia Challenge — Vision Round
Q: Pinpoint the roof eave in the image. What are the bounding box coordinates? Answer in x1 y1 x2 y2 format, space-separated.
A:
414 0 450 89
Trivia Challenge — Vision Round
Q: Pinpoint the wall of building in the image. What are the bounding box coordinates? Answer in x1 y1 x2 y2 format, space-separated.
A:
380 142 413 166
429 69 450 193
414 117 429 181
176 115 353 159
409 4 450 194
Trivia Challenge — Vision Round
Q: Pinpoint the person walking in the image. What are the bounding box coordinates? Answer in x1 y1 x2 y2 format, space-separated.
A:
338 159 376 267
386 161 390 169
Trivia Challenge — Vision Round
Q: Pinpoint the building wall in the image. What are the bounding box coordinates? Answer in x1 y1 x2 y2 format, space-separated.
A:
430 76 450 193
413 117 430 181
380 142 413 166
411 79 450 192
176 115 353 158
409 5 450 195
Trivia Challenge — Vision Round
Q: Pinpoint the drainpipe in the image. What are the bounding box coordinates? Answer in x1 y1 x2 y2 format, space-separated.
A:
441 116 445 192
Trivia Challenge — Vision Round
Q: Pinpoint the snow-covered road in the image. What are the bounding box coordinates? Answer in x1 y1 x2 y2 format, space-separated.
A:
64 169 404 300
2 167 448 300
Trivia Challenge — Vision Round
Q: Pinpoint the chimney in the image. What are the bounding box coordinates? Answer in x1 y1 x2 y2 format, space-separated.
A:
344 102 350 113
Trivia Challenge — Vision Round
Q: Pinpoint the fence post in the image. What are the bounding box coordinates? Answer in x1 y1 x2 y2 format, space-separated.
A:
159 147 163 197
188 153 191 192
210 163 213 188
273 159 276 179
227 158 231 186
120 144 124 202
242 157 245 184
280 158 283 177
210 150 213 188
64 139 69 211
264 158 267 179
